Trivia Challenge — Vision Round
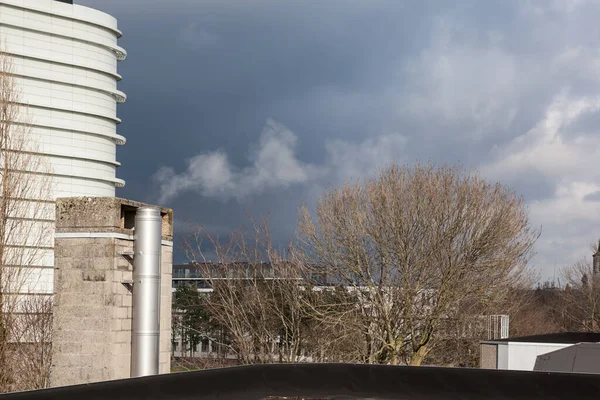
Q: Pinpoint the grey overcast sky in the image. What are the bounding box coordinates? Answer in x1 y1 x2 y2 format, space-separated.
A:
79 0 600 280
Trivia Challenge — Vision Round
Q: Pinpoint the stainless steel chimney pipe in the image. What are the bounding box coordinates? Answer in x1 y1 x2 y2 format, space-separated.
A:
131 207 162 377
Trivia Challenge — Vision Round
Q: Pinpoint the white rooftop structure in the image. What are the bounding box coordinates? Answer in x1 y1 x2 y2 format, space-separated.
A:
480 332 600 371
534 342 600 374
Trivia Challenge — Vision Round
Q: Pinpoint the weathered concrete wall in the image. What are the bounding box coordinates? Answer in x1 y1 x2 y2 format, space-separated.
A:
159 243 173 373
480 344 498 369
51 197 173 387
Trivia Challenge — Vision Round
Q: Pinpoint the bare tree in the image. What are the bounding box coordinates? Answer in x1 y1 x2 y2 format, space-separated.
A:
299 285 366 363
560 246 600 332
0 44 54 392
426 285 542 367
297 163 538 366
508 283 566 336
7 295 52 391
184 218 311 364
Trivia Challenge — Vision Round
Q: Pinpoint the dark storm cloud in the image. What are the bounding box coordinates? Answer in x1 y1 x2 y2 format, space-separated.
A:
79 0 600 276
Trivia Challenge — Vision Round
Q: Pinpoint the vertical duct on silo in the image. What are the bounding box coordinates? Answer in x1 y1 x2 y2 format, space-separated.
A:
131 207 162 377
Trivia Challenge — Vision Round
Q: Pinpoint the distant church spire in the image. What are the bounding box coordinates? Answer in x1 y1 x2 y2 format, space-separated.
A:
593 240 600 275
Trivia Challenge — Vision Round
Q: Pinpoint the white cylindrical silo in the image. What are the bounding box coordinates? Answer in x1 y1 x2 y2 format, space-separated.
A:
0 0 126 295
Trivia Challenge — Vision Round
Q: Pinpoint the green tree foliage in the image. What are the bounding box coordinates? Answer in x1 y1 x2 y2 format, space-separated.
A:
173 284 209 357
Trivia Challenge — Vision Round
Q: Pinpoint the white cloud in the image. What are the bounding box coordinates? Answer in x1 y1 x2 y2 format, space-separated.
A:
155 119 318 202
555 46 600 82
402 19 522 137
583 190 600 202
521 0 592 16
530 181 600 222
399 1 600 279
155 119 408 203
481 93 600 181
326 133 408 183
480 93 600 278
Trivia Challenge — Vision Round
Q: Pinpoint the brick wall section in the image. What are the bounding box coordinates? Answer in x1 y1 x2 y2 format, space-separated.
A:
50 197 173 387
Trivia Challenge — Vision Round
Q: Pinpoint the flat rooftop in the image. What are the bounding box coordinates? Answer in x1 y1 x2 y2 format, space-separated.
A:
484 332 600 344
3 363 600 400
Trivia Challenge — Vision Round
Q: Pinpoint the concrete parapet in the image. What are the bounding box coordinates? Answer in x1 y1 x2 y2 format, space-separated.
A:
55 197 173 241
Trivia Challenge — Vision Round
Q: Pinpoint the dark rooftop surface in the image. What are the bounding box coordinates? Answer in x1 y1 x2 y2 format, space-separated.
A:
489 331 600 344
2 363 600 400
